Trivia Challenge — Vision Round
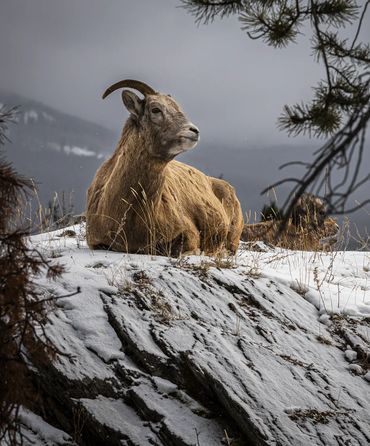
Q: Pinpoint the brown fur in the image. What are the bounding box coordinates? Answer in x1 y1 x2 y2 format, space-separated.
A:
86 85 243 256
242 195 339 250
241 218 338 251
291 194 327 228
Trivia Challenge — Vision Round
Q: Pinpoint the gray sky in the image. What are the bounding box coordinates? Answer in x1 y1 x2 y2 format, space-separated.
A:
0 0 367 146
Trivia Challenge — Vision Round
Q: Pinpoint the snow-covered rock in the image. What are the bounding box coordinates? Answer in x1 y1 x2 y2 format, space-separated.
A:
24 225 370 445
18 408 74 445
344 349 357 362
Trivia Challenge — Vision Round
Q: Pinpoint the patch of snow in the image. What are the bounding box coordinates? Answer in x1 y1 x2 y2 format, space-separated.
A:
318 313 331 325
42 111 56 122
19 407 72 445
63 145 96 157
79 396 159 445
24 109 38 124
344 349 357 361
152 376 178 394
130 381 225 444
31 225 125 380
237 248 370 317
348 364 363 374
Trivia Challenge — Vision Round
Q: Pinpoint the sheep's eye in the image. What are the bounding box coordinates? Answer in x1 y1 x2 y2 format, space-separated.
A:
151 107 161 114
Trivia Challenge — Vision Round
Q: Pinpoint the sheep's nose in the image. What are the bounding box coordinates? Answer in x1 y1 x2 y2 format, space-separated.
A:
189 125 199 136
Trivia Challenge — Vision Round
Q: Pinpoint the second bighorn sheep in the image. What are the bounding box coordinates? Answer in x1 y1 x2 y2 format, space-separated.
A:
86 79 243 256
242 194 339 250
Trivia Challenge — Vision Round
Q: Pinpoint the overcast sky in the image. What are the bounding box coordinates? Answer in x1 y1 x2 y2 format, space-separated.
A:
0 0 368 147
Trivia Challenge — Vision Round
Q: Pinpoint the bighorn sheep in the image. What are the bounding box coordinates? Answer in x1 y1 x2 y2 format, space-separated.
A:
241 194 339 250
86 79 243 256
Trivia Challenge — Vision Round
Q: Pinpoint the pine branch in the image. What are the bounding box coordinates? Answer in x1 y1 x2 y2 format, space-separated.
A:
0 106 18 145
183 0 370 217
240 1 303 47
312 0 358 26
180 0 244 24
265 99 370 225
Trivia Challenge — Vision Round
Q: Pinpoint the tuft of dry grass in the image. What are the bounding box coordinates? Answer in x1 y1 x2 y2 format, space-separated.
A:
107 265 181 323
242 194 340 252
290 280 309 297
316 335 333 345
287 408 353 424
0 107 77 445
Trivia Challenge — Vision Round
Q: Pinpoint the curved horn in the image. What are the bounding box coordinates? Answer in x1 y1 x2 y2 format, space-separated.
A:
102 79 157 99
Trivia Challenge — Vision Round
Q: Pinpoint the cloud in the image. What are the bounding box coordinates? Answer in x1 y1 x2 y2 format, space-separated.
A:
0 0 367 147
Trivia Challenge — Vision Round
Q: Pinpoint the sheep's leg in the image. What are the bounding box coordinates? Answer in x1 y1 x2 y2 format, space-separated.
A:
209 178 243 252
163 228 200 257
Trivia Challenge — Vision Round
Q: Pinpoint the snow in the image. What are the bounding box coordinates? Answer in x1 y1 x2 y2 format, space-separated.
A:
18 407 73 445
349 364 363 374
46 142 105 158
78 396 159 445
344 349 357 361
130 381 224 444
236 246 370 317
42 111 56 122
26 225 370 445
23 109 38 124
63 145 96 157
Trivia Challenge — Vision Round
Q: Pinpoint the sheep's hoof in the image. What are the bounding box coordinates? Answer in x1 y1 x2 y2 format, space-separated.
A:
92 244 111 251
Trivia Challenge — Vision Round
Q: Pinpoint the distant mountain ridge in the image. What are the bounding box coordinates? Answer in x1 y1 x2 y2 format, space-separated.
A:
0 90 117 159
0 91 118 217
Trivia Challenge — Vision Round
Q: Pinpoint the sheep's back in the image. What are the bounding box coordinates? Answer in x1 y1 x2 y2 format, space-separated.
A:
165 161 234 222
162 161 243 252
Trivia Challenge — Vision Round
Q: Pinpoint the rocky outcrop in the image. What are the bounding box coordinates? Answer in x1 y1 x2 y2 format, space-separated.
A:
21 228 370 445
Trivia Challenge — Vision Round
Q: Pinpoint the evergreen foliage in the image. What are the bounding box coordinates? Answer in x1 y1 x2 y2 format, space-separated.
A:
260 201 283 221
0 106 79 445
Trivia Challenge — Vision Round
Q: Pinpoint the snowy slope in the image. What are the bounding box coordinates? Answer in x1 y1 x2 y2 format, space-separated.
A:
23 225 370 446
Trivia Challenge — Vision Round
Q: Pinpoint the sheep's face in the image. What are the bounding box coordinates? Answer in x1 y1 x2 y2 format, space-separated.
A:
122 90 200 160
292 194 327 228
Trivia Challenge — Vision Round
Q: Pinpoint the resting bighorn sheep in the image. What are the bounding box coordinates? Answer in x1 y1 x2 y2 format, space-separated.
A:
86 79 243 256
241 194 339 250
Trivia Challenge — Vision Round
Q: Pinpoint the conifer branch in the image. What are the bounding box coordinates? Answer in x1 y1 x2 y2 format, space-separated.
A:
183 0 370 218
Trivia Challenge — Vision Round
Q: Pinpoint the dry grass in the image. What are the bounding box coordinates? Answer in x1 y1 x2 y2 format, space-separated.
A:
19 185 76 234
316 335 333 345
287 408 353 424
242 219 339 251
72 404 87 444
173 254 237 282
107 265 182 323
290 280 309 297
243 194 340 252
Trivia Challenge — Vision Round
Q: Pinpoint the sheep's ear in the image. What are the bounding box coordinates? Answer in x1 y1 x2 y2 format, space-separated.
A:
121 90 143 117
